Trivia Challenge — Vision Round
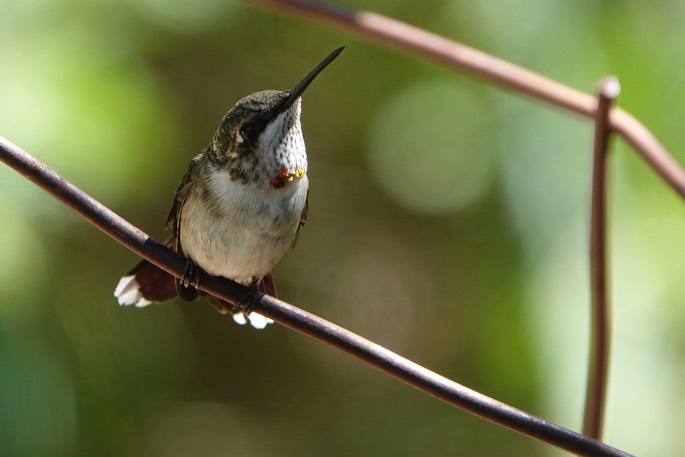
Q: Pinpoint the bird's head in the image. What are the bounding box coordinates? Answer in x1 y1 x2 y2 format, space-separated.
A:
209 47 344 188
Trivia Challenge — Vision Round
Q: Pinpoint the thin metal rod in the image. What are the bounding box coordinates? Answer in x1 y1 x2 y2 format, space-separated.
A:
244 0 685 198
583 77 620 439
0 135 634 456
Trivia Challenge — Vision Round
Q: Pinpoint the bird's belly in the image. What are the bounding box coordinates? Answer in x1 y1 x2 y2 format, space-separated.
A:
179 183 306 284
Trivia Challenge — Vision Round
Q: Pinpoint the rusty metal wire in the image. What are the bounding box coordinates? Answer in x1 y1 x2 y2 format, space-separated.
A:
584 77 621 439
238 1 685 453
0 135 633 457
245 0 685 198
4 3 676 455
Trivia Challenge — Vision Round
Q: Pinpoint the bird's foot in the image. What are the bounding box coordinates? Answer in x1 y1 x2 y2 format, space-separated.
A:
205 283 259 317
181 259 200 288
239 284 261 316
231 284 273 329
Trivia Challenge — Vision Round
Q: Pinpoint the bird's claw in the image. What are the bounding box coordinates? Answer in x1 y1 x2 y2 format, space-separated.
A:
181 260 200 288
238 285 261 318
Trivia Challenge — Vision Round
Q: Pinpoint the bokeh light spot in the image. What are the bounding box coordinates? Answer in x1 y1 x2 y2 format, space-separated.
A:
367 81 494 215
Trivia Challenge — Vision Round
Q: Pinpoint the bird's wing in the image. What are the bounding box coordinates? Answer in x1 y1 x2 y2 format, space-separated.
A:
290 190 308 249
166 153 203 244
167 153 204 302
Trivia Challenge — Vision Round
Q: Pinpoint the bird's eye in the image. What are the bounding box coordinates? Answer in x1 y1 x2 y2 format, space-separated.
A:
240 124 258 141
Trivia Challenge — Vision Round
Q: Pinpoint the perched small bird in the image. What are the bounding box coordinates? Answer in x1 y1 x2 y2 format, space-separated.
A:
114 47 343 329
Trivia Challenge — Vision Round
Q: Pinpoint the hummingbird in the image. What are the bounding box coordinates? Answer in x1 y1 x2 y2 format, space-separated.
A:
114 47 344 329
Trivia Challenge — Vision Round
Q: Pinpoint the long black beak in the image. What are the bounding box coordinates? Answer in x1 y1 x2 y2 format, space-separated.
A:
281 46 344 112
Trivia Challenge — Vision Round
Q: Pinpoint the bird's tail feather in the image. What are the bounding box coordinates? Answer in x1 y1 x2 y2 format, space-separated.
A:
114 259 177 307
114 256 278 330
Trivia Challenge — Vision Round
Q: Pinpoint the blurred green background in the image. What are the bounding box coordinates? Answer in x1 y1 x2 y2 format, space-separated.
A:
2 0 685 455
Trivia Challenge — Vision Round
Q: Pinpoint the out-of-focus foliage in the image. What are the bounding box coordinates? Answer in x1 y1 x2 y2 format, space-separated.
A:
1 0 684 455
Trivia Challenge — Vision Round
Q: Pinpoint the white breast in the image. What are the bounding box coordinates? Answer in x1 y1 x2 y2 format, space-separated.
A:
179 169 308 284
